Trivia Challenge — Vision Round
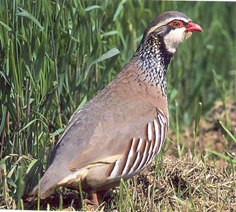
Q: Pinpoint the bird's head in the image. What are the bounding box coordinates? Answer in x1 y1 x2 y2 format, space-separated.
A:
141 11 203 54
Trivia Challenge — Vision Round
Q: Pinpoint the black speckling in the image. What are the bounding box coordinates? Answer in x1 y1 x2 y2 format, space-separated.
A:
133 33 173 96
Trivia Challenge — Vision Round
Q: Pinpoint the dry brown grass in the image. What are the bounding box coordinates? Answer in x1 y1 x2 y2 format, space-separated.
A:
19 155 236 211
135 156 235 211
11 99 235 211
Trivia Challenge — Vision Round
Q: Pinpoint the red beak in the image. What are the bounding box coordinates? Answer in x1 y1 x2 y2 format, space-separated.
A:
185 22 203 32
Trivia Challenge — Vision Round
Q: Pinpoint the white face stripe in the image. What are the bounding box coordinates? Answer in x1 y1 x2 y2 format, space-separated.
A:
146 17 191 36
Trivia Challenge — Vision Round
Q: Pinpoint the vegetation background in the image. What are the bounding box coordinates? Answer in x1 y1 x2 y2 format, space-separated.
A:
0 0 236 210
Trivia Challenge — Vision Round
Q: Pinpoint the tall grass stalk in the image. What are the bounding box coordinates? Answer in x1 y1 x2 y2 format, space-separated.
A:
193 102 202 159
121 178 134 212
78 180 84 209
175 101 185 157
0 0 236 210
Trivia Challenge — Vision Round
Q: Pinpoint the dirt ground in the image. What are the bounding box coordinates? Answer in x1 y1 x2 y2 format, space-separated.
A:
168 99 236 169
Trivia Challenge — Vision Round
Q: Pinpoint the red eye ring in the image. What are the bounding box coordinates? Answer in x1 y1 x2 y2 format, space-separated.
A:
169 20 184 28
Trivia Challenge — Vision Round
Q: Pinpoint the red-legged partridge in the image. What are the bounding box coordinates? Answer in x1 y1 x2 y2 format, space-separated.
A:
30 11 202 207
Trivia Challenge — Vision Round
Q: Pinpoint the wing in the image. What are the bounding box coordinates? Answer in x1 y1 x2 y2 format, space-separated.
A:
106 108 168 179
68 99 159 171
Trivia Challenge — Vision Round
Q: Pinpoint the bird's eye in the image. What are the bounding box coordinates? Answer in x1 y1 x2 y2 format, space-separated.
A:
169 20 184 28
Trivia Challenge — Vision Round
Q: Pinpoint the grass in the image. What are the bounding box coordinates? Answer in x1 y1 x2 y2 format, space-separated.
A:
0 0 236 211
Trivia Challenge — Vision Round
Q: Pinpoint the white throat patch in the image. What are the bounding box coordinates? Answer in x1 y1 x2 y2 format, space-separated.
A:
163 28 192 53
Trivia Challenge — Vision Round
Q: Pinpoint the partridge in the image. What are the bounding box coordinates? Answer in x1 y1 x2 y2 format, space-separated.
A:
30 11 202 207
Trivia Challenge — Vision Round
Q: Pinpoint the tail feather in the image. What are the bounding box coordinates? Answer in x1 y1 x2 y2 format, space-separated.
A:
27 166 68 201
27 179 55 201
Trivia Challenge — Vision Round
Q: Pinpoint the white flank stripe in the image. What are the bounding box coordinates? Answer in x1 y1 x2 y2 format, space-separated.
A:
110 158 123 178
121 142 135 176
157 115 165 154
128 152 140 174
136 140 148 171
152 119 160 158
137 137 143 151
158 108 165 116
158 109 167 125
145 146 153 166
148 122 152 141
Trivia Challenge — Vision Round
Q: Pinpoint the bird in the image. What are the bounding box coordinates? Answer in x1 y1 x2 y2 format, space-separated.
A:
29 11 202 207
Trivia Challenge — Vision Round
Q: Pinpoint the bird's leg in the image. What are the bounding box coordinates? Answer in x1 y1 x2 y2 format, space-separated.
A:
88 190 107 207
97 190 107 205
88 190 99 207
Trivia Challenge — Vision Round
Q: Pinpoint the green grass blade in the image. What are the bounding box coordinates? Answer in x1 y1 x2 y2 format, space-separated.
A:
85 48 120 78
16 8 45 33
206 149 236 164
219 120 236 144
78 180 84 209
121 178 134 212
84 5 101 12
